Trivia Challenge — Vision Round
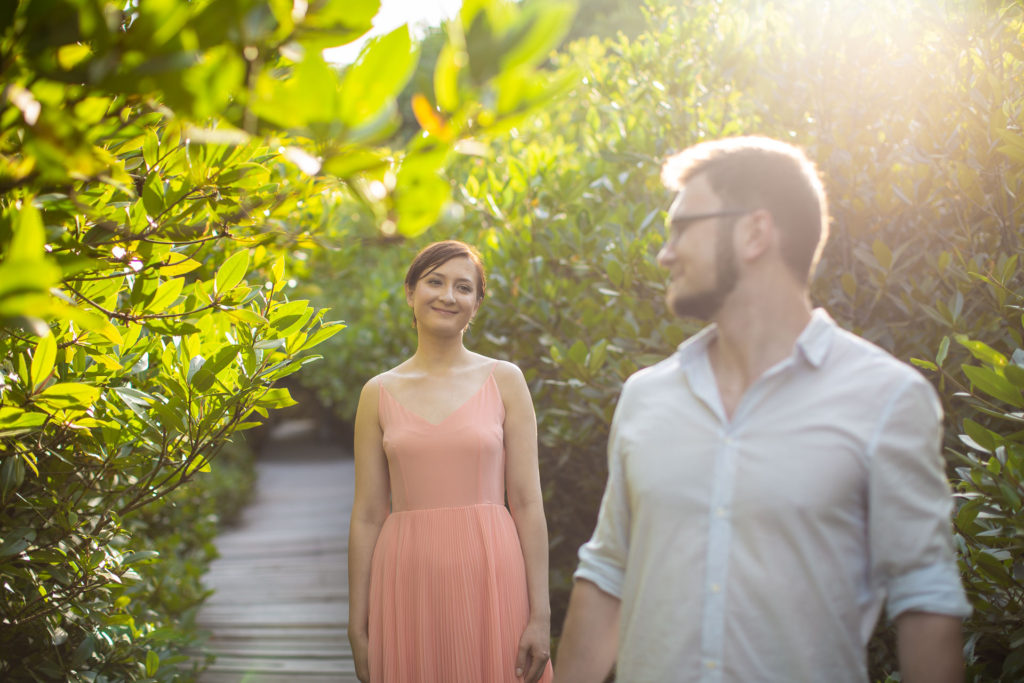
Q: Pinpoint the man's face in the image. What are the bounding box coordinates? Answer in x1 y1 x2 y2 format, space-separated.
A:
656 174 741 321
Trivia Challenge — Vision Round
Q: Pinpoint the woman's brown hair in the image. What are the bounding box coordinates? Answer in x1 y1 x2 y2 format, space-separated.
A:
404 240 487 301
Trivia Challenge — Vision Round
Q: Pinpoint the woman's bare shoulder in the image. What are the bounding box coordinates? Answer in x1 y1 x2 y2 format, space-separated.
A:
361 363 408 398
485 358 529 398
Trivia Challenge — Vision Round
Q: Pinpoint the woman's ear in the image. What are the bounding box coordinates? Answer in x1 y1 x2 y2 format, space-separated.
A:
405 284 414 307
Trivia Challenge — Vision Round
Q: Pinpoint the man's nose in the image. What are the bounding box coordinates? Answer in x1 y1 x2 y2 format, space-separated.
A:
656 242 674 268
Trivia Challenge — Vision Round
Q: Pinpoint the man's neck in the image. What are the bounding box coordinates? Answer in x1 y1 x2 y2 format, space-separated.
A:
707 285 813 418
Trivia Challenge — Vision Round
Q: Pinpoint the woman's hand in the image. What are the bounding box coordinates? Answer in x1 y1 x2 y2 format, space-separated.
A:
515 615 551 682
349 631 371 683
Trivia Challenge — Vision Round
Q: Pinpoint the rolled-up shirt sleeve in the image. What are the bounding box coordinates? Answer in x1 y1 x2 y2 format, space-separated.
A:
574 384 633 598
868 374 972 619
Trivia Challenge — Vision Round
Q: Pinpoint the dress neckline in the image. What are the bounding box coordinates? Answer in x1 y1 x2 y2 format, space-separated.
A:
380 365 497 427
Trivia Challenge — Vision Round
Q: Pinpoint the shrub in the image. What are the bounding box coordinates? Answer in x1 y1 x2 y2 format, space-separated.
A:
301 0 1024 677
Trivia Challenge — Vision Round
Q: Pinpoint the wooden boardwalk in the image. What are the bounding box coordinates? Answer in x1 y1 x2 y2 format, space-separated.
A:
195 435 358 682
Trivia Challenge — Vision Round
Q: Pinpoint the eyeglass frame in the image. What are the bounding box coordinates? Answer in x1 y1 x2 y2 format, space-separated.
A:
664 209 754 240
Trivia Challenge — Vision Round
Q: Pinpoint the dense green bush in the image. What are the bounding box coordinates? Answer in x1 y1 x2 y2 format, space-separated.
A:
300 0 1024 678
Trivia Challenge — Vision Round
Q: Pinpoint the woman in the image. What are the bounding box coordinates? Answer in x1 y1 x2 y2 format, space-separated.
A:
347 240 553 683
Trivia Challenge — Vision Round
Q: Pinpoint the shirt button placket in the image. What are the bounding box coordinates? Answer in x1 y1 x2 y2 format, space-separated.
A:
700 430 736 682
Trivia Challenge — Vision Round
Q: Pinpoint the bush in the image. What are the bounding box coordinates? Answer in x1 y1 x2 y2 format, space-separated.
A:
300 0 1024 678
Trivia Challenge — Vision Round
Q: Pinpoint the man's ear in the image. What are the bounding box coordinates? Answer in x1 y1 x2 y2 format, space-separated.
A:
737 209 776 262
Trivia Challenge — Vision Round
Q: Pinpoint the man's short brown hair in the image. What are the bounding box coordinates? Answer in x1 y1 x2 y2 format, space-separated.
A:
661 136 829 283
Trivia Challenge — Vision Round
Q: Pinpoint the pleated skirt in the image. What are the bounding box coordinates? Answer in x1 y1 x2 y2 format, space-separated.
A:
368 503 553 682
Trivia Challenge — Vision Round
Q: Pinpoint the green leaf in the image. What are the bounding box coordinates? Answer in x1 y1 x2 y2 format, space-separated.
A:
227 308 269 326
160 253 202 276
1005 363 1024 388
340 25 420 128
393 153 450 237
910 358 938 372
499 1 575 72
588 339 608 373
956 335 1008 368
123 550 160 565
187 355 205 384
434 43 462 112
71 635 96 667
146 650 159 677
962 364 1024 408
271 255 285 285
872 239 892 271
34 382 101 409
0 457 26 495
269 300 314 337
254 337 286 350
144 318 202 336
259 387 298 408
0 407 47 437
0 537 30 558
840 272 856 299
185 456 211 475
147 277 184 313
963 418 998 452
936 336 950 367
191 344 241 391
143 129 159 169
215 251 250 295
295 0 379 50
568 339 587 366
30 333 57 391
321 148 388 178
142 172 164 215
10 201 46 262
299 322 346 351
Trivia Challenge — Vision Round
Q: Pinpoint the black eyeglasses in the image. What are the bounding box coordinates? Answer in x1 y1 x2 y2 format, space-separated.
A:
665 209 752 237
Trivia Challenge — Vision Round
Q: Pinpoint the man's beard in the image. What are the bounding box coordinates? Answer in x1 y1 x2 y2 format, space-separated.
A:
668 223 739 321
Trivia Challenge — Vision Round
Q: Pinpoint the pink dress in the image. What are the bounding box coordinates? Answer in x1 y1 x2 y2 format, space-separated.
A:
368 369 553 682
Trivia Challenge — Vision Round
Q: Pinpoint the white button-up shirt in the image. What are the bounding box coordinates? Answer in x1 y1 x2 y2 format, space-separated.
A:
575 309 970 682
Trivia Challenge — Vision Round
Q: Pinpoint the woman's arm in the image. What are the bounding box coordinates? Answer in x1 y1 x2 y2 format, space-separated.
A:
497 361 552 683
347 378 391 683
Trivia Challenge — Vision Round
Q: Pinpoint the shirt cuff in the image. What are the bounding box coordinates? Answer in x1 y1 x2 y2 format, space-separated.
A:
574 543 625 599
886 562 972 620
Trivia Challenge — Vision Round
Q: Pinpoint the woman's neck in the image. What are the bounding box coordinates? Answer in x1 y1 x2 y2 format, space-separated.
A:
409 331 472 372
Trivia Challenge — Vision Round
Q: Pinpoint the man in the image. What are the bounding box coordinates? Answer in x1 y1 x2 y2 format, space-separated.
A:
554 137 970 682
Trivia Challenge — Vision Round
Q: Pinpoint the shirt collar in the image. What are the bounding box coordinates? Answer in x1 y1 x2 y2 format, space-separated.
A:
794 308 836 368
674 307 836 369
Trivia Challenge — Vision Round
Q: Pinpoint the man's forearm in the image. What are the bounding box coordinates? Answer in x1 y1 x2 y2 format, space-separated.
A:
896 611 964 683
553 579 620 683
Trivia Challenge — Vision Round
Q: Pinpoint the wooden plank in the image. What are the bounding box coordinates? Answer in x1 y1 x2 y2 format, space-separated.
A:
194 441 358 682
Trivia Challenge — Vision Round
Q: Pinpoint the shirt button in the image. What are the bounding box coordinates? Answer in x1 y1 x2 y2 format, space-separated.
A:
710 583 721 593
706 660 717 669
716 507 727 518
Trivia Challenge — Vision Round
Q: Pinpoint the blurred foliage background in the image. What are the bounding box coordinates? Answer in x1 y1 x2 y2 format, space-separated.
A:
297 0 1024 681
2 0 1023 680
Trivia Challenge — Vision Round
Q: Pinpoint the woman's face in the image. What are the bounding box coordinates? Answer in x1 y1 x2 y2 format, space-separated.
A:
406 256 482 334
